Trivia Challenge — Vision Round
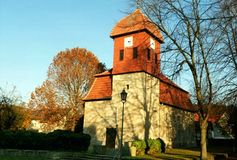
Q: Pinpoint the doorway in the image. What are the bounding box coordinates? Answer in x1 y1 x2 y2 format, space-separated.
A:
106 128 117 148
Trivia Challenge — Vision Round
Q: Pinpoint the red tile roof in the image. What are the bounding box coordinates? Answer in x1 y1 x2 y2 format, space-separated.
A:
156 73 194 111
84 70 194 111
83 70 112 101
194 113 223 123
157 73 182 90
110 9 164 42
194 104 226 122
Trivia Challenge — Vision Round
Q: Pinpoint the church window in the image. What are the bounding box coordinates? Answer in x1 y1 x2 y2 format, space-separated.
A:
120 50 124 61
147 48 151 60
126 84 129 90
133 47 138 59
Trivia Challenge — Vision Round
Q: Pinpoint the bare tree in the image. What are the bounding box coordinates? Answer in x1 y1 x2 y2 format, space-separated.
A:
218 0 237 105
0 86 29 130
133 0 229 159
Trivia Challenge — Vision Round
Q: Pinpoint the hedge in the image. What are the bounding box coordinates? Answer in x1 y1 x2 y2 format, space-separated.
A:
0 130 91 151
131 138 165 156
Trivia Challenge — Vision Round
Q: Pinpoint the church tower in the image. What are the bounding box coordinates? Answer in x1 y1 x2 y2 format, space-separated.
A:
83 9 196 150
110 9 164 76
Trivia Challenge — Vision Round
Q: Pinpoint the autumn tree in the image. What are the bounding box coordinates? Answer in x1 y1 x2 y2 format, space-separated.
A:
133 0 232 159
29 47 106 131
29 80 65 132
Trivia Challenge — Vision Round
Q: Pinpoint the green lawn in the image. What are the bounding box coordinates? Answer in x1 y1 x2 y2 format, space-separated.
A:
0 151 193 160
0 150 75 160
0 155 47 160
0 148 231 160
122 148 202 160
125 148 215 160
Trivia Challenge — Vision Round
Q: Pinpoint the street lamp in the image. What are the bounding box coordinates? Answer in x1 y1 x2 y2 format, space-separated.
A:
121 89 127 103
119 89 127 159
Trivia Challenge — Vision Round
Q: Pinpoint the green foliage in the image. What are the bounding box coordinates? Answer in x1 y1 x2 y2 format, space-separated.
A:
147 139 162 154
131 140 146 155
131 138 165 156
0 130 91 151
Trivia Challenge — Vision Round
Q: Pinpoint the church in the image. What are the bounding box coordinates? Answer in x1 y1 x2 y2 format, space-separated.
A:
83 9 196 150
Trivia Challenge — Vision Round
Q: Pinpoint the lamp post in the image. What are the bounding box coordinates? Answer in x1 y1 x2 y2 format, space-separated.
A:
119 89 127 159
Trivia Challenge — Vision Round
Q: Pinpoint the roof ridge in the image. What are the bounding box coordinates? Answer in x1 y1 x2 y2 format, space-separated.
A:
94 69 112 77
83 78 97 100
110 9 163 42
110 9 141 36
157 73 189 93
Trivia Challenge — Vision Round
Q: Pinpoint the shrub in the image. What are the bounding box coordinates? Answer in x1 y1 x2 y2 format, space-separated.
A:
0 130 91 151
147 139 161 154
131 140 146 155
131 138 165 156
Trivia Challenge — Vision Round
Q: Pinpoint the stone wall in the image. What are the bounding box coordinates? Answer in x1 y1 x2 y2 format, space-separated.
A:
83 100 115 147
157 104 196 147
112 72 160 142
83 72 196 149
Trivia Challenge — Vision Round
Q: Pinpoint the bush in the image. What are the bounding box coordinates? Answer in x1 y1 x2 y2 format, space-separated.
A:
131 138 165 156
131 140 146 155
0 130 91 151
147 139 161 154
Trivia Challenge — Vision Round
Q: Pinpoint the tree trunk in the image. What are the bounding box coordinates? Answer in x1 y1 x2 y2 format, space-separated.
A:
200 120 208 160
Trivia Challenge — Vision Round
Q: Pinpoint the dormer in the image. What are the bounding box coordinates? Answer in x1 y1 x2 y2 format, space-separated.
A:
110 9 164 76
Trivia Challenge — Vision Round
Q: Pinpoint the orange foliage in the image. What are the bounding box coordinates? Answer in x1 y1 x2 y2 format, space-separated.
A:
29 47 105 131
14 106 32 130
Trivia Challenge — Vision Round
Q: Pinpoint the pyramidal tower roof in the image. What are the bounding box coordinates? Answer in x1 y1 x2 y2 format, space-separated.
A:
110 9 164 43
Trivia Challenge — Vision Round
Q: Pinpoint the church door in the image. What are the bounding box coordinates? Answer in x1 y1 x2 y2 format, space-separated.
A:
106 128 117 148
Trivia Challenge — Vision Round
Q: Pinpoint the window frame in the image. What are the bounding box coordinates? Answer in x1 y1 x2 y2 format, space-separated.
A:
133 47 138 59
147 48 151 61
119 49 124 61
155 53 158 64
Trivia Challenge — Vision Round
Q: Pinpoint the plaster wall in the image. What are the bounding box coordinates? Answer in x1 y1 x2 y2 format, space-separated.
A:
83 72 196 149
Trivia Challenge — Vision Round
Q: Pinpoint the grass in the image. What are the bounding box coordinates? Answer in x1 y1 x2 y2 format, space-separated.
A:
0 150 199 160
165 148 201 159
0 155 48 160
125 148 215 160
0 150 78 160
0 150 193 160
0 147 233 160
123 148 202 160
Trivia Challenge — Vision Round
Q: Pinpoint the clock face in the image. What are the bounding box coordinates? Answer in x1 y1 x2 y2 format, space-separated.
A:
124 36 133 47
150 38 155 49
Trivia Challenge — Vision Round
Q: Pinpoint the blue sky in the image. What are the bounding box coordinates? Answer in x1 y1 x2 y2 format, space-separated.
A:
0 0 132 102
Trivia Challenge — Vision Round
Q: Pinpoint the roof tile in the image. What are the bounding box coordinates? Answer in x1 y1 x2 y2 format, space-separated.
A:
83 71 112 101
110 9 163 42
158 73 195 111
84 70 194 111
